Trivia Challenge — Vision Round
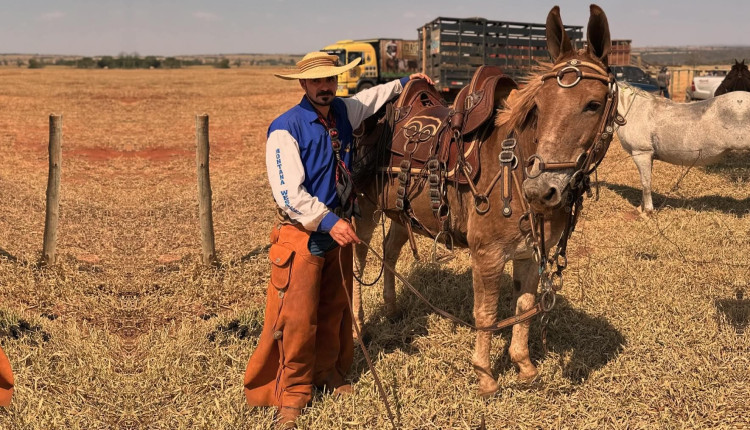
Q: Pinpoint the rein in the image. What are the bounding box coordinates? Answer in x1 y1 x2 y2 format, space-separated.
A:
521 59 625 348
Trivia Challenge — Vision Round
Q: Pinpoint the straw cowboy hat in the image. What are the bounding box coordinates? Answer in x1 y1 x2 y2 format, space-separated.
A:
274 51 361 80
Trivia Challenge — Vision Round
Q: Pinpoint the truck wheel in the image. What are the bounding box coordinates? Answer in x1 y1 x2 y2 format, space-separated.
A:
357 82 373 93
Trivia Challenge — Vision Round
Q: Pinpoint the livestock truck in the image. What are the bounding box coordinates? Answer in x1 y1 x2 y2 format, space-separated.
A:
418 17 583 97
321 39 419 97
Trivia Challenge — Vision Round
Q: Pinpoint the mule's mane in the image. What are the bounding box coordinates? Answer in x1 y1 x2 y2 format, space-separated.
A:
495 52 609 132
495 62 552 132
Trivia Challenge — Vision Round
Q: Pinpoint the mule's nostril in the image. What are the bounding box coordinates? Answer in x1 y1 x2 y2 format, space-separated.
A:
543 187 558 202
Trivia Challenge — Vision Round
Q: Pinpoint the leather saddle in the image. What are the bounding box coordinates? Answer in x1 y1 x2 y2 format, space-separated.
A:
389 65 517 185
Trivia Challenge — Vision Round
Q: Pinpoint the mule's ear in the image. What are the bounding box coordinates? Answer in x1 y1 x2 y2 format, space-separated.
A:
586 4 611 65
546 5 573 61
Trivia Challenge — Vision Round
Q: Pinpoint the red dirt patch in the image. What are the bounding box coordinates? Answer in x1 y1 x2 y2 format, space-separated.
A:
622 209 641 222
130 147 192 162
67 147 192 162
157 254 184 264
76 253 101 264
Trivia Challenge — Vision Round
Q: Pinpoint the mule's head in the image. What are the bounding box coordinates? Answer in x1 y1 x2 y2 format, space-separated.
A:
521 5 617 214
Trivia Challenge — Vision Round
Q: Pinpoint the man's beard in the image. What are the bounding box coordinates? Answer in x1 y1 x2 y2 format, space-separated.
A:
311 91 335 106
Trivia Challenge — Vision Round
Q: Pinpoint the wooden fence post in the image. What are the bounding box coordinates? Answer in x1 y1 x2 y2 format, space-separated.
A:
41 114 62 266
196 114 217 265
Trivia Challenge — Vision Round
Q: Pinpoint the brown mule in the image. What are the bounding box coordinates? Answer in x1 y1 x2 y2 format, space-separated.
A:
353 4 618 396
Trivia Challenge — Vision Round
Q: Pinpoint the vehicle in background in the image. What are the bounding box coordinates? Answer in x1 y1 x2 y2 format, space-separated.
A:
322 39 419 97
685 71 727 101
609 39 632 65
418 17 583 98
610 65 660 94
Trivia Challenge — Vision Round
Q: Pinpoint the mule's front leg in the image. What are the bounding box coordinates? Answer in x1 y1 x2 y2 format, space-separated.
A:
382 222 409 320
510 258 540 382
470 254 505 397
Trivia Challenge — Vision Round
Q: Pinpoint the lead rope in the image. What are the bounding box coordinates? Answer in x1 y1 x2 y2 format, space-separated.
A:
338 247 398 430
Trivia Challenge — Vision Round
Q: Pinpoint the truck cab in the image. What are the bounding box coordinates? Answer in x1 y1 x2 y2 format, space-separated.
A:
321 40 378 97
322 39 418 97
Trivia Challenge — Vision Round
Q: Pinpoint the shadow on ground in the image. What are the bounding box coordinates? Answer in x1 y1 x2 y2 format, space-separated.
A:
602 182 750 215
715 288 749 335
703 151 750 183
539 295 626 383
353 263 625 386
0 247 18 264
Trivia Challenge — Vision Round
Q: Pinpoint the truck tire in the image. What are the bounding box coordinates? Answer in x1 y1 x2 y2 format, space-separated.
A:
356 82 373 93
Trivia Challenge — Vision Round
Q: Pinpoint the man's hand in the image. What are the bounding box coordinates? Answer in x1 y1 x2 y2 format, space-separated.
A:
329 219 361 247
409 72 435 85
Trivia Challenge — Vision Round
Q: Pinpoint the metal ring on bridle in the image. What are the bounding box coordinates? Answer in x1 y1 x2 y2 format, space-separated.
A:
499 152 519 169
569 170 584 189
540 290 556 312
474 194 490 214
437 203 450 220
532 247 542 264
556 66 583 88
372 209 385 224
518 212 532 234
525 154 544 179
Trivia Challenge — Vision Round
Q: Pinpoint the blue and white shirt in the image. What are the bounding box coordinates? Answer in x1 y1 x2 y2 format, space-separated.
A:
265 78 408 232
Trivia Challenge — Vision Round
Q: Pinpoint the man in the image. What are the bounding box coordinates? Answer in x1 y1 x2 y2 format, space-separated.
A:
657 66 670 99
244 51 432 429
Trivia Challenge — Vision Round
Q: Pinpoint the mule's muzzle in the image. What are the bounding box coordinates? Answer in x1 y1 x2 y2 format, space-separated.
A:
523 171 573 212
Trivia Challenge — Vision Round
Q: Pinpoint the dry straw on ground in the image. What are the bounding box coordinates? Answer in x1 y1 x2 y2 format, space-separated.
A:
0 67 747 429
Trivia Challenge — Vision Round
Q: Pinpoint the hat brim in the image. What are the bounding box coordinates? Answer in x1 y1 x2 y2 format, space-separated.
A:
274 57 361 80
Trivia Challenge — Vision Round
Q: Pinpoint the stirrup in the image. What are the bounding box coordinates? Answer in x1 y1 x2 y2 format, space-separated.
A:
431 231 454 264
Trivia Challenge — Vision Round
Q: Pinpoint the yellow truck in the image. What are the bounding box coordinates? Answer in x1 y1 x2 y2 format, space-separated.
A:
321 39 419 96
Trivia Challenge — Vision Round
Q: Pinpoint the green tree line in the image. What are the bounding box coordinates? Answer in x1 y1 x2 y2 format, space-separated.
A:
23 55 226 69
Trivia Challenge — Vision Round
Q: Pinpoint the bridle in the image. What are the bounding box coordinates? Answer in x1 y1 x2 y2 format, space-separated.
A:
529 59 625 178
519 58 626 349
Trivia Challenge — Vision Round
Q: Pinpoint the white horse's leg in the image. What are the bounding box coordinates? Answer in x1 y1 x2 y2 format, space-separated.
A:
470 252 505 397
632 151 655 212
510 258 541 382
382 222 408 319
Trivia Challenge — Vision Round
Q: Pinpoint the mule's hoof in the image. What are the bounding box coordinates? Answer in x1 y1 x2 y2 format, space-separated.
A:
354 331 372 346
517 368 539 383
477 381 499 398
385 308 404 323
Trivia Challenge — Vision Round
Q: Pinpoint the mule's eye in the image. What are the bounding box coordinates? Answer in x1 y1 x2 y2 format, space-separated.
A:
584 101 602 112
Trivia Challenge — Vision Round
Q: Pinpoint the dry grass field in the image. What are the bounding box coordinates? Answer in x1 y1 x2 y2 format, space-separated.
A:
0 67 747 429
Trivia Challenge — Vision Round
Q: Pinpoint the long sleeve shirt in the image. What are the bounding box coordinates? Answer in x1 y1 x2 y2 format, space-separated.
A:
265 77 408 232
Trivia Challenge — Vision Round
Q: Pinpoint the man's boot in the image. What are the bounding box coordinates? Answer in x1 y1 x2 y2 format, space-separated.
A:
274 405 302 429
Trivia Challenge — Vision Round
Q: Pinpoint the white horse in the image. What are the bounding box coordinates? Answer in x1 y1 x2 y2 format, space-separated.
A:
615 83 750 211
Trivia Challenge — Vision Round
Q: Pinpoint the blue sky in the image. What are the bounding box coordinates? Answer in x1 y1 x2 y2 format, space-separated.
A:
1 0 749 56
